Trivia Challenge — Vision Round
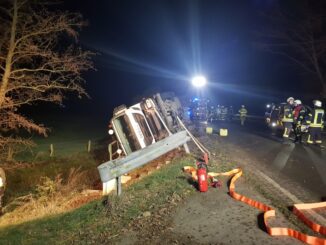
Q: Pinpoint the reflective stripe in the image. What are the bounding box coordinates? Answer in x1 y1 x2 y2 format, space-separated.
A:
307 135 313 144
283 106 293 122
239 109 247 115
282 118 294 122
310 125 323 128
283 128 290 137
310 109 324 127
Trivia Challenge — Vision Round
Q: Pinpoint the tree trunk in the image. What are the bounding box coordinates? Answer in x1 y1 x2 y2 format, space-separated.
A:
0 0 17 109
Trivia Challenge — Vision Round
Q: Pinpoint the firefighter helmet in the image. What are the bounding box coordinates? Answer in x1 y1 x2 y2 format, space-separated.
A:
287 97 294 103
294 99 302 105
313 100 322 107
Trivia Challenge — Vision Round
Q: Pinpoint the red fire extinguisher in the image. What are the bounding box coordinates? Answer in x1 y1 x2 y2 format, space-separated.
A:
196 162 208 192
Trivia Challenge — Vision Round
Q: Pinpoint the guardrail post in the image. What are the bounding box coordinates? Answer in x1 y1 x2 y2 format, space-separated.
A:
183 143 190 154
98 131 190 191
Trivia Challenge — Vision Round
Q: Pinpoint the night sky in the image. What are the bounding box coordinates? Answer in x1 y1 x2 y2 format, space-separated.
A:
57 0 313 119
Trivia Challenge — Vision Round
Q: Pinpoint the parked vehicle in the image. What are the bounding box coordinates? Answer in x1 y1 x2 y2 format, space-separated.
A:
189 97 209 121
265 103 284 129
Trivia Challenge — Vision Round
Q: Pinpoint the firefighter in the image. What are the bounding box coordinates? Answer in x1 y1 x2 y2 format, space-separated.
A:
228 106 234 121
293 99 307 143
0 167 5 215
306 100 325 145
216 105 221 120
282 97 294 140
239 105 248 126
220 106 228 120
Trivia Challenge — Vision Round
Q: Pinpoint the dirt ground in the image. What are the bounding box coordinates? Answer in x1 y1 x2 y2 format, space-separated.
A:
113 124 326 244
116 170 302 245
169 179 301 245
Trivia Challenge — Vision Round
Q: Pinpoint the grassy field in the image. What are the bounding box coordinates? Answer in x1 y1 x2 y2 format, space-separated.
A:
14 114 108 161
4 153 100 204
1 114 110 226
0 155 196 245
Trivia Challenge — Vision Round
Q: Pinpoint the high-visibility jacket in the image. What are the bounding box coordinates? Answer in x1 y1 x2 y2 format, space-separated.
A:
282 104 294 123
306 108 325 127
293 105 307 124
239 108 247 117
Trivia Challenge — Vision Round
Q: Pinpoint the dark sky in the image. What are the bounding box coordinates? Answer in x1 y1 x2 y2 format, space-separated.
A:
58 0 311 117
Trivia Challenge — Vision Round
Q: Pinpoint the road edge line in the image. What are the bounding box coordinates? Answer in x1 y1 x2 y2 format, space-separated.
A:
255 169 326 226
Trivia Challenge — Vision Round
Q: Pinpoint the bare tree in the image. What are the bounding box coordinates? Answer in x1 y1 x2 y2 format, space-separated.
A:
256 1 326 98
0 0 94 160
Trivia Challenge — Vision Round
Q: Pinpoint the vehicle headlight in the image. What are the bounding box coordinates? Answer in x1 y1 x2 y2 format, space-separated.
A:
272 122 276 127
108 129 114 135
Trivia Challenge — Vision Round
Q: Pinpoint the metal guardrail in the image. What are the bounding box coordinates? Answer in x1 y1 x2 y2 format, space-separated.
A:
97 131 190 195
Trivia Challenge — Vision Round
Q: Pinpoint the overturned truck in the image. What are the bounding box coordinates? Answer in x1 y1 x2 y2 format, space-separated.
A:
99 92 190 195
109 92 184 156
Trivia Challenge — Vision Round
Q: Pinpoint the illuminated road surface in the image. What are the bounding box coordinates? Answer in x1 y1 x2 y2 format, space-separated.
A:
211 119 326 201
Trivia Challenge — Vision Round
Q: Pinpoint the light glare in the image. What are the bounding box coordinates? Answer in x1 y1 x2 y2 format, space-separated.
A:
192 75 207 87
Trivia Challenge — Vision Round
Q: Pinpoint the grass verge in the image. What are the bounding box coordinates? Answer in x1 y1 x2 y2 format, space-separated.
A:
0 154 196 245
4 153 99 203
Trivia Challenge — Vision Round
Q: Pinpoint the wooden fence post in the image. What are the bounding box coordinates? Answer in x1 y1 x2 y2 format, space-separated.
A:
6 146 13 161
108 143 113 161
50 144 54 157
87 140 91 153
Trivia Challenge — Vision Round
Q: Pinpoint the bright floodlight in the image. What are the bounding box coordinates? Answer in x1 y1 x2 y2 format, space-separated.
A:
192 75 207 87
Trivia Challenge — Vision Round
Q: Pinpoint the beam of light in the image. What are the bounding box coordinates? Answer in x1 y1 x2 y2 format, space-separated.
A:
156 6 193 74
188 0 202 75
92 46 189 82
208 81 281 101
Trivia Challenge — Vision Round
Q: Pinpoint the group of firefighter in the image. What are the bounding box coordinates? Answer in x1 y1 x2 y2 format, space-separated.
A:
282 97 325 145
206 105 248 125
189 97 249 125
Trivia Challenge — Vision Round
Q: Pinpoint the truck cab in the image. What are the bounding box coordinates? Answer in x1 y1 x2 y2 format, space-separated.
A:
110 96 177 156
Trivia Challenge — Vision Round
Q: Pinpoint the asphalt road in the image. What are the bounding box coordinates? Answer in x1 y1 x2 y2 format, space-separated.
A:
210 118 326 201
